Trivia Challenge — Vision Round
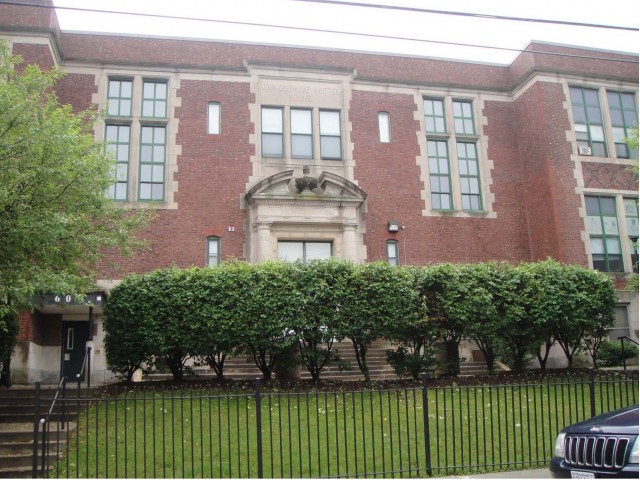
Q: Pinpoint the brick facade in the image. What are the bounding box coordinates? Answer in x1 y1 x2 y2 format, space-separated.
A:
1 0 638 382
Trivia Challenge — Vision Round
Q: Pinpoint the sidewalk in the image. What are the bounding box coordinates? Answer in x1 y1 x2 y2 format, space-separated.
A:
442 468 551 478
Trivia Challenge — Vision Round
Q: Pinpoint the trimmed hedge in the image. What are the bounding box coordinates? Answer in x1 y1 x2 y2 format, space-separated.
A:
104 259 617 381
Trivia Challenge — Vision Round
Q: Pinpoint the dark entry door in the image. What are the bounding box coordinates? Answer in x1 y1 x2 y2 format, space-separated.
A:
61 322 90 381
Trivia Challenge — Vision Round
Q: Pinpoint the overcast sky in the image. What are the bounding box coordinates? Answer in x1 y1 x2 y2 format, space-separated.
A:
51 0 639 64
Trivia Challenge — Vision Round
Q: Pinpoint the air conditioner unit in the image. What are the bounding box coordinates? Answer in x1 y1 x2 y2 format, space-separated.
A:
578 146 592 156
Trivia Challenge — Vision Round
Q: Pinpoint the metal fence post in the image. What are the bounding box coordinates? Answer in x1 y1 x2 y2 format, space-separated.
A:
255 378 263 479
589 369 597 418
620 338 627 372
32 382 41 478
421 374 433 477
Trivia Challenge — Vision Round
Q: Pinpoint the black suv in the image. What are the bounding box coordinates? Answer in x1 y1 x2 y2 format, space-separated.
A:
550 404 639 478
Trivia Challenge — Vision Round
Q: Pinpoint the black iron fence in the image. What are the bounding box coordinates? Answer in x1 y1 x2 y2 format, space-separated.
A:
33 371 638 478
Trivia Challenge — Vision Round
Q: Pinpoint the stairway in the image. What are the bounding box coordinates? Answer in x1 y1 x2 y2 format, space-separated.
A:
458 360 491 377
0 387 83 478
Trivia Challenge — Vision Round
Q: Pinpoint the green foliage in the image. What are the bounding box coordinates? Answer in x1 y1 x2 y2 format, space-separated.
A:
342 262 423 380
235 261 301 380
103 259 621 382
0 310 19 385
597 341 639 367
0 43 151 351
293 259 350 381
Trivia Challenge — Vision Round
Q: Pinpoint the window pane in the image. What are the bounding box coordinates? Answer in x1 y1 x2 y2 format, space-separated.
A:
624 199 638 217
321 136 341 159
320 111 340 135
378 112 390 143
599 197 616 216
262 133 283 157
262 108 282 133
278 242 304 262
292 135 312 158
306 242 332 260
291 109 312 134
208 103 220 134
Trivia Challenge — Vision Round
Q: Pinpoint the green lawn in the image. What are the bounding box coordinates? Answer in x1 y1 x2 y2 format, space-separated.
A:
52 375 638 478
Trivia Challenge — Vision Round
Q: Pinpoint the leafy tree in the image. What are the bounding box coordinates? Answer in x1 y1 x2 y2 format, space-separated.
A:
577 268 617 367
236 261 300 380
463 263 504 374
341 262 423 381
0 310 18 386
420 263 475 376
489 263 537 372
294 259 351 381
386 314 440 380
103 274 158 382
0 44 150 361
191 265 244 379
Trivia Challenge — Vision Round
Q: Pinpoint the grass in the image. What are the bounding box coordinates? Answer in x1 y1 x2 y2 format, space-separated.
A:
50 373 638 478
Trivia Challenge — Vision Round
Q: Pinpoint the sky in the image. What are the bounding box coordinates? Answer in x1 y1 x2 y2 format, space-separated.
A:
50 0 639 65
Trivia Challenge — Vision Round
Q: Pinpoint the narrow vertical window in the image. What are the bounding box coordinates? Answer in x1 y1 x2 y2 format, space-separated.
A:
208 102 220 135
319 110 342 160
378 112 391 143
607 92 638 159
386 240 399 266
207 237 220 266
570 87 606 157
586 196 623 272
139 126 166 201
624 198 639 273
427 140 452 210
291 109 313 158
261 107 284 158
105 124 130 200
107 79 132 116
457 142 482 211
141 81 167 118
424 99 446 133
452 100 475 135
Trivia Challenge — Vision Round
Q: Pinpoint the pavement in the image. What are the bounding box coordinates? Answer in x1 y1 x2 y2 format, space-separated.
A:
442 468 551 478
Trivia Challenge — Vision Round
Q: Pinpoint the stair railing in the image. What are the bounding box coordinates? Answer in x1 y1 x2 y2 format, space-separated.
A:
32 376 67 478
32 345 92 477
617 335 639 372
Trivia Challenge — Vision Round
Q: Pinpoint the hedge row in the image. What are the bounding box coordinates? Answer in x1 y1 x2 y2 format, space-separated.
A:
103 259 617 382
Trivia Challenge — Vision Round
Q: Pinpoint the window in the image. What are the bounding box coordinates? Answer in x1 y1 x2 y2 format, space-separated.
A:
424 96 484 213
139 126 166 200
424 99 446 133
278 241 332 262
208 102 220 135
624 198 639 273
607 92 638 159
261 107 343 161
378 112 391 143
386 240 399 266
457 142 482 211
427 140 452 210
320 110 342 160
142 81 167 118
107 79 132 116
261 107 284 158
585 196 623 272
452 100 475 135
207 237 220 266
570 87 607 157
105 124 130 200
291 109 313 158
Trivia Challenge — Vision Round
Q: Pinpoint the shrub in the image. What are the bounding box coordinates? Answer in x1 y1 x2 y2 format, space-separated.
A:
597 341 639 367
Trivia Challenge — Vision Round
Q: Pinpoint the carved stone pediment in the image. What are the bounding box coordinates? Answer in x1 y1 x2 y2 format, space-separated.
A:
245 170 367 207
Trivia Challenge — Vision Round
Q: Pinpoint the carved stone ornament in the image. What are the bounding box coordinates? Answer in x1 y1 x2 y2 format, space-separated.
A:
294 175 318 193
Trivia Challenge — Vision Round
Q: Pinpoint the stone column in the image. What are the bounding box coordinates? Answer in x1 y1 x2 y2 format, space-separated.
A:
342 224 358 262
255 222 272 262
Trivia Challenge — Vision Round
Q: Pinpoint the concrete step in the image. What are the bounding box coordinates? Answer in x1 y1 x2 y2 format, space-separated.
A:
0 466 32 478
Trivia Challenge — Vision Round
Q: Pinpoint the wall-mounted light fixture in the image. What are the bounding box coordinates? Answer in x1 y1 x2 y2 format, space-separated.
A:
388 220 399 232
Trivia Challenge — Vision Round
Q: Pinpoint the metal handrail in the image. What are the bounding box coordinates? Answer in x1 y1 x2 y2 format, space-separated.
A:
617 335 639 372
76 345 92 389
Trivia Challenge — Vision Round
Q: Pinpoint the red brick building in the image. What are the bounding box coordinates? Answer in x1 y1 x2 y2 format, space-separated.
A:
1 0 637 383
